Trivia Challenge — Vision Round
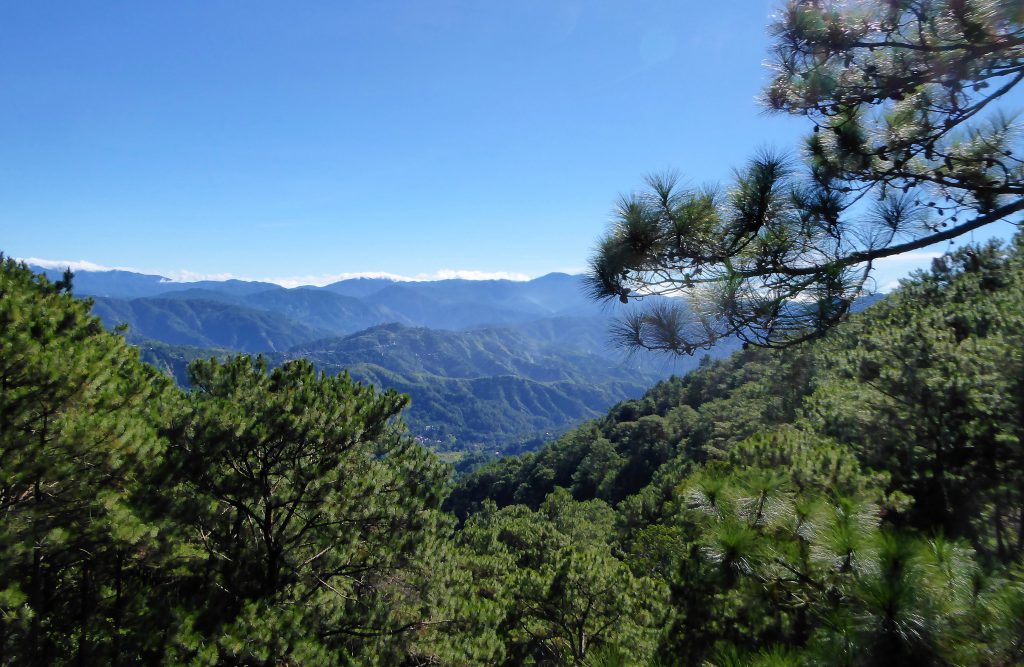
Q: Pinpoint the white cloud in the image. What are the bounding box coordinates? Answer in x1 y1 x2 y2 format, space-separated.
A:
263 271 407 288
18 258 243 283
871 251 945 293
18 257 131 273
18 258 535 287
429 269 531 282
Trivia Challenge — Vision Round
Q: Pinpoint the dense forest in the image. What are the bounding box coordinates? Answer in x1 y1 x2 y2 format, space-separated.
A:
2 232 1023 664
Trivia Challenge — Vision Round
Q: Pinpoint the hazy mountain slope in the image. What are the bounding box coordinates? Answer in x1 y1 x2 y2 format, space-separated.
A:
494 315 742 367
29 264 284 300
145 288 248 305
140 323 663 450
29 265 176 299
383 278 563 315
319 277 398 298
282 322 669 448
363 285 529 330
284 323 658 385
342 364 652 447
368 273 606 321
242 288 406 334
91 297 327 352
176 279 284 296
31 263 734 449
30 265 632 334
147 286 404 335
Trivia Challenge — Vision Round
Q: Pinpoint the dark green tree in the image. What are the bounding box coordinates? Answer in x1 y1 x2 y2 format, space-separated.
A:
588 0 1024 351
675 433 1019 666
162 355 452 664
454 490 666 665
0 257 177 664
805 238 1024 558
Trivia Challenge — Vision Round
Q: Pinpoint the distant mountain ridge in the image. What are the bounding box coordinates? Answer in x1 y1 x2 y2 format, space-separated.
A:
284 322 659 385
30 264 606 338
33 262 732 451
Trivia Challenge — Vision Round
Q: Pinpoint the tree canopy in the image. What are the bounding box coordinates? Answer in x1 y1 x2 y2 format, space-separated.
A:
588 0 1024 352
0 258 452 664
4 228 1024 663
456 233 1024 664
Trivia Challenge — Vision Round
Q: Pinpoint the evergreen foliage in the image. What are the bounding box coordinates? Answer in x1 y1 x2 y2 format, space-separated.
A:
0 257 452 664
588 0 1024 350
7 3 1024 663
163 356 451 664
451 234 1024 664
0 257 177 663
140 322 669 453
5 234 1024 663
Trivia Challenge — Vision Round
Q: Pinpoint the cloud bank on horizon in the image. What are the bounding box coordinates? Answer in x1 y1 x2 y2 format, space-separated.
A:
18 257 538 287
18 250 944 293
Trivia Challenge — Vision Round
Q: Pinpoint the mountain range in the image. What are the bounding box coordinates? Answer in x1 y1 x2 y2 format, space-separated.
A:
32 263 734 451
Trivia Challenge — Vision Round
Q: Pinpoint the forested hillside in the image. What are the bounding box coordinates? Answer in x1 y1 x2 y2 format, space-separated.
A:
2 234 1023 664
6 0 1023 661
137 323 675 453
283 324 668 449
90 296 331 352
447 237 1024 663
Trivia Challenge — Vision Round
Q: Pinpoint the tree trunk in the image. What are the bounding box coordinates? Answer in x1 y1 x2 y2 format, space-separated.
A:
77 560 91 667
112 550 124 667
994 495 1006 562
28 479 43 667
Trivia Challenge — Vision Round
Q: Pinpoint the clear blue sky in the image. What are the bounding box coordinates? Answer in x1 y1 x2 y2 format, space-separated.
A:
0 1 1015 287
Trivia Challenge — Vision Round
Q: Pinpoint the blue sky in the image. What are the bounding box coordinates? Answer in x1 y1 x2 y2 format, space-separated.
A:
1 1 1017 287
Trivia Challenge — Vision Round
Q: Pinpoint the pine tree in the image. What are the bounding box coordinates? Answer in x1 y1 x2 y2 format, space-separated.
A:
162 355 451 664
0 257 176 664
588 0 1024 351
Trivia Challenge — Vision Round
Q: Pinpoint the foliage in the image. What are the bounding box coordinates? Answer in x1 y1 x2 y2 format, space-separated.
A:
457 235 1024 664
0 258 453 664
450 490 666 665
448 346 813 519
163 356 451 664
4 228 1024 664
805 237 1024 558
142 321 670 454
588 0 1024 350
0 257 177 663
